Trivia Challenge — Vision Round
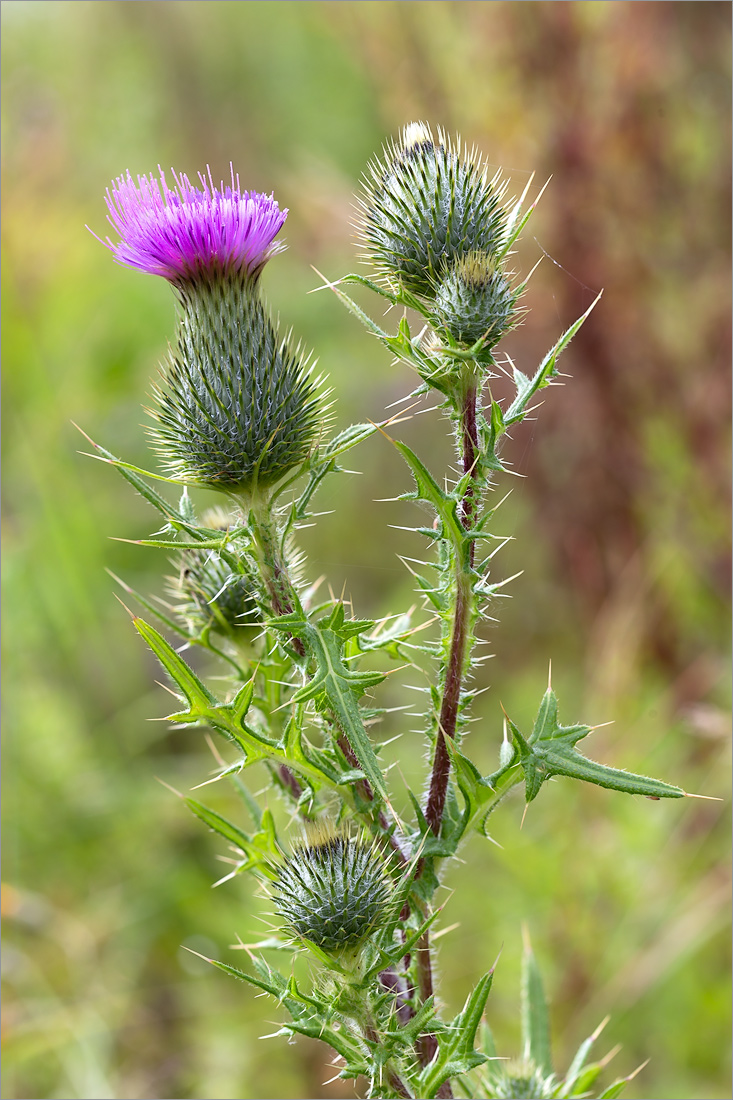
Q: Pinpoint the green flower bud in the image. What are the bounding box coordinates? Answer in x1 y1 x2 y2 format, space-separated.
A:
151 275 324 496
170 506 258 638
360 121 508 300
490 1061 555 1099
273 827 391 957
434 251 518 349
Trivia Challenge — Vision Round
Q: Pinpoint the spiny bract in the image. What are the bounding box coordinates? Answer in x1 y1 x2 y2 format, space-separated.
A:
434 251 519 348
273 832 391 954
151 276 324 494
170 509 259 639
360 121 508 300
488 1060 557 1099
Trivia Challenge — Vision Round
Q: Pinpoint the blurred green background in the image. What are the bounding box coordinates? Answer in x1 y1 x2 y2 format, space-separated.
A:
2 3 730 1098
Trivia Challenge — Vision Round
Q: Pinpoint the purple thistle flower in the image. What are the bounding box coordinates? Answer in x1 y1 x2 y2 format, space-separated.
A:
95 166 288 283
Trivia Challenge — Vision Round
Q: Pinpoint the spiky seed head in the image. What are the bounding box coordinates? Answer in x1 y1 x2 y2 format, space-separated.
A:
272 826 391 956
359 121 508 300
151 276 325 495
170 507 259 638
434 251 519 348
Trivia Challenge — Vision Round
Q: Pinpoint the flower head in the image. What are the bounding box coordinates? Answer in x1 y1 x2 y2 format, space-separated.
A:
151 278 324 495
169 505 259 639
99 166 287 283
272 826 392 958
434 251 519 348
359 121 509 300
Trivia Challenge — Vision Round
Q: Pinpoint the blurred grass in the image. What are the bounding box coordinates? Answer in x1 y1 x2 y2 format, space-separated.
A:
1 3 730 1098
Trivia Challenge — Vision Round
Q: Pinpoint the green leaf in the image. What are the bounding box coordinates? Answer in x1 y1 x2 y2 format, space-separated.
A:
504 291 602 425
507 689 684 803
207 955 281 996
539 752 683 799
285 421 378 519
318 278 392 339
559 1063 603 1097
389 994 437 1049
496 174 548 261
560 1016 609 1096
126 536 233 550
417 970 494 1097
372 905 443 980
393 440 466 552
444 736 524 836
77 430 191 520
134 618 348 795
108 571 190 640
598 1081 628 1099
521 931 552 1076
184 798 252 851
269 610 389 801
183 800 279 878
133 617 216 712
206 952 366 1066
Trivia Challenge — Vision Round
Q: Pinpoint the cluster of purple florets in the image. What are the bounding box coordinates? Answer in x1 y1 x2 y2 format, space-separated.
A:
99 166 287 283
94 164 321 494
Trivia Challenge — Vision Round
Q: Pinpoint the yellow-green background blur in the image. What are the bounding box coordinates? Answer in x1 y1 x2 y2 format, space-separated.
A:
2 3 730 1098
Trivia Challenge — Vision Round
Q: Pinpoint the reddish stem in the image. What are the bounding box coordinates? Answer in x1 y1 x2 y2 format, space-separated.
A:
424 383 478 836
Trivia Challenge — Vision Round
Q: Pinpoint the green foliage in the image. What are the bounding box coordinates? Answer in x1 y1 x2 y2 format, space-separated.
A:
89 122 688 1100
71 113 699 1100
4 7 729 1099
521 933 552 1076
502 688 684 804
268 604 390 802
471 938 636 1099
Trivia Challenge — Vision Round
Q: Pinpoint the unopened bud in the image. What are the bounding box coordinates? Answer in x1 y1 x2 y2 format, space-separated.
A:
434 252 518 349
360 122 508 300
171 508 258 638
490 1060 555 1099
273 826 391 958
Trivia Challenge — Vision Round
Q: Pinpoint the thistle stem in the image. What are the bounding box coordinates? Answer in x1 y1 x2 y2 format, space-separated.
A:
248 501 306 658
343 988 413 1099
425 381 479 836
413 380 479 1098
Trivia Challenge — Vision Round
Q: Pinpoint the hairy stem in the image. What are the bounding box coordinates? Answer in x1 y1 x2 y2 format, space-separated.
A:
413 381 479 1097
363 1020 412 1099
425 381 479 836
249 503 306 658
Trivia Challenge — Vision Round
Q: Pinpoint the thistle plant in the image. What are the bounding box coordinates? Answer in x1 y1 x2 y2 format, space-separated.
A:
86 128 692 1099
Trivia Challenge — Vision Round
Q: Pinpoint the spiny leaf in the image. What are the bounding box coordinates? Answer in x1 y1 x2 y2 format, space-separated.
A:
504 291 602 425
521 931 552 1076
134 618 348 793
183 800 279 877
417 970 494 1096
269 611 389 801
133 616 216 712
597 1080 629 1099
506 691 684 803
392 440 466 552
560 1016 609 1096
